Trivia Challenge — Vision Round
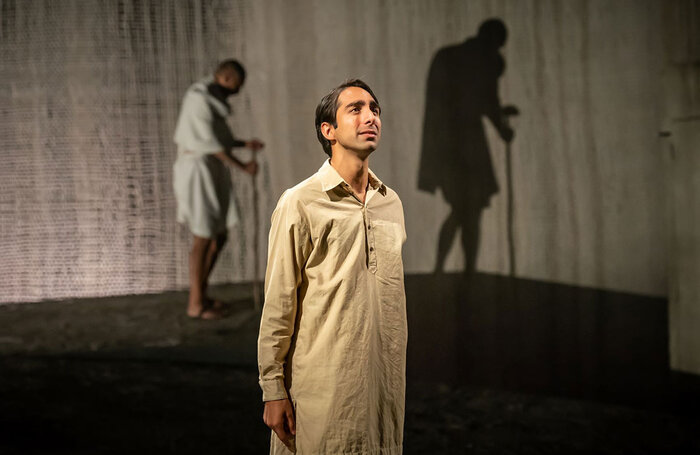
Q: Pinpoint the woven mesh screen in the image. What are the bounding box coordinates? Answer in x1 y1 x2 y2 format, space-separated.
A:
0 0 274 303
1 0 670 303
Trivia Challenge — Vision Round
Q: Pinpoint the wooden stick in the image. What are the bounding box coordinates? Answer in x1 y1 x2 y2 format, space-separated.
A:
252 158 262 311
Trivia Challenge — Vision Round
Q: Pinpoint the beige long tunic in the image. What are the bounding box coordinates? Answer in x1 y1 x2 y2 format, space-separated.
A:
258 160 407 455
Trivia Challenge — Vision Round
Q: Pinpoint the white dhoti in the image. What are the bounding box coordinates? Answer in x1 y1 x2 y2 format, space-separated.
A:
173 150 239 238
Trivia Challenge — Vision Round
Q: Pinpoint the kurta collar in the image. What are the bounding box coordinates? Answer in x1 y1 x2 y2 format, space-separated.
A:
318 159 387 196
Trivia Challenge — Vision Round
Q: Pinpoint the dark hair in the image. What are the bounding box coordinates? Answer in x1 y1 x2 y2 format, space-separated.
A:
315 79 380 157
215 59 246 83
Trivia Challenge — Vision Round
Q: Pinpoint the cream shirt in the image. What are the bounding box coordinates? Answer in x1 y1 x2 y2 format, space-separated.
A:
258 160 407 455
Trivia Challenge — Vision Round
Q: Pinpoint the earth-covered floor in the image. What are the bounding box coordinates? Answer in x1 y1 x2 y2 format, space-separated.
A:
1 283 698 454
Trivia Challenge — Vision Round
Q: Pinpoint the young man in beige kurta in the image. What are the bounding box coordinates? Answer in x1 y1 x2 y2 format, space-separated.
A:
258 80 407 454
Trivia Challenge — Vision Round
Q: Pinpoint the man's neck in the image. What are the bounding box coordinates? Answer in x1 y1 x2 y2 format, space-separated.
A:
330 149 370 202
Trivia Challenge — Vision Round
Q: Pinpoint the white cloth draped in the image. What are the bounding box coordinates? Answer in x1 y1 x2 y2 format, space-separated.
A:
173 78 240 238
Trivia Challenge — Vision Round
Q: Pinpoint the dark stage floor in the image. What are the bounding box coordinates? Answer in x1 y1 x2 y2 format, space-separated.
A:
1 276 699 454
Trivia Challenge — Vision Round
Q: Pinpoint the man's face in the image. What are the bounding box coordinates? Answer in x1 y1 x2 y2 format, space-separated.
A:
214 68 243 94
324 86 381 157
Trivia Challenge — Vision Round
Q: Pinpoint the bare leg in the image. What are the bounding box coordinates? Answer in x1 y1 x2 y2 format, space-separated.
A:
435 210 459 273
201 232 228 307
187 235 221 318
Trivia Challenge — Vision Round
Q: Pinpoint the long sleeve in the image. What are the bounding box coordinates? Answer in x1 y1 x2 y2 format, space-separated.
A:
257 191 311 401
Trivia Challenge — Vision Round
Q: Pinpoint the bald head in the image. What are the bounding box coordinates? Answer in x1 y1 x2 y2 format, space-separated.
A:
213 59 246 94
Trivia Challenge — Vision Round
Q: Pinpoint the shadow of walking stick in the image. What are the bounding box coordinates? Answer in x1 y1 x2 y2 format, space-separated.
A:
502 105 519 277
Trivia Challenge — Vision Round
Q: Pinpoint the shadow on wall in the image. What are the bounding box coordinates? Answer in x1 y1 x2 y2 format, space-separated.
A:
403 272 700 412
419 18 517 274
412 18 700 413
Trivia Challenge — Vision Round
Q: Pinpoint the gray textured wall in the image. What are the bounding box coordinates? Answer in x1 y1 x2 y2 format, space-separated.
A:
245 0 667 297
0 0 671 302
662 0 700 375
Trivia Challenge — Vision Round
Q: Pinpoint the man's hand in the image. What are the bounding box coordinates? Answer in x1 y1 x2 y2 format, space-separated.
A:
246 139 265 152
263 399 296 449
243 161 258 176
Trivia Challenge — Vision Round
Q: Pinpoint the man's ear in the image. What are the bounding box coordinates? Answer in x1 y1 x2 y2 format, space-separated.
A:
321 122 335 141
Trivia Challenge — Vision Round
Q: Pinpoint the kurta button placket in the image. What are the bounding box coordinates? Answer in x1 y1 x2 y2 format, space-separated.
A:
365 203 378 274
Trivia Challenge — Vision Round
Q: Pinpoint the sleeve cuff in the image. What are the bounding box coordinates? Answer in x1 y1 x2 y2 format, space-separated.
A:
260 378 288 402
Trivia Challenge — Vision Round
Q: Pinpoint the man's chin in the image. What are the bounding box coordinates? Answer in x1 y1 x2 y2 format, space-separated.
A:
362 138 379 150
357 146 376 159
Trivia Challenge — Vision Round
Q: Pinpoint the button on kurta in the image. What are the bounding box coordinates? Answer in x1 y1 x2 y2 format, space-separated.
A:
365 208 378 273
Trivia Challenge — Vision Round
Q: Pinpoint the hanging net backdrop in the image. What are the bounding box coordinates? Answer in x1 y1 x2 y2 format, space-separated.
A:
1 0 671 304
0 0 274 304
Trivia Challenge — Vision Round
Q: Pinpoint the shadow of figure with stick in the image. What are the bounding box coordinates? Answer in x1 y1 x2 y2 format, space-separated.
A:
419 18 517 274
